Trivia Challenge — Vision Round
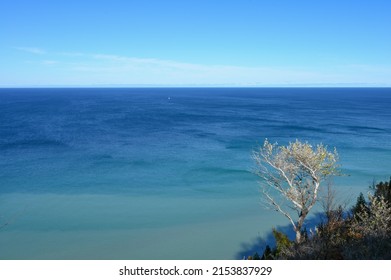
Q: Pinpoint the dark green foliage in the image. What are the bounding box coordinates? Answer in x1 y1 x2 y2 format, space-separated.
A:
351 192 367 217
373 178 391 203
252 252 261 260
261 245 273 260
351 193 369 221
247 252 261 260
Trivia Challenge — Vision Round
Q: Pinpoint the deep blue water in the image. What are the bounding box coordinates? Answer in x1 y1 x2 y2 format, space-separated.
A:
0 88 390 259
1 88 390 194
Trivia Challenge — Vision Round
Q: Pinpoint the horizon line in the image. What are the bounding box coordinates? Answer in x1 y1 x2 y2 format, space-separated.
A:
1 85 391 89
0 83 391 89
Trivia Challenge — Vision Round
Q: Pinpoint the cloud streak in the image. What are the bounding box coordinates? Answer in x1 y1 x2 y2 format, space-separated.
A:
66 52 323 86
16 47 46 55
9 48 391 86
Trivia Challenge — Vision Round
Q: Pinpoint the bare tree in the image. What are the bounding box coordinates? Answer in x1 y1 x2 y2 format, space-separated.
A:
253 139 340 243
320 180 349 221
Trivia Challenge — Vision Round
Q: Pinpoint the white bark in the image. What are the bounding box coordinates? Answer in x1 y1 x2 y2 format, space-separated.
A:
254 139 339 243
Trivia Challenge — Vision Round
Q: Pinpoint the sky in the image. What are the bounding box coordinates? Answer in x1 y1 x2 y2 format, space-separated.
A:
1 0 391 87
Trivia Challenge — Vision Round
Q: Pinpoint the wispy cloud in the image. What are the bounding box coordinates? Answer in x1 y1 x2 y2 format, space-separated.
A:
68 53 320 86
15 47 46 55
10 48 391 86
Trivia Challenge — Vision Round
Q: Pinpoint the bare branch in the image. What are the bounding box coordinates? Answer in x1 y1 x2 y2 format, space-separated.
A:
263 189 297 231
253 139 340 243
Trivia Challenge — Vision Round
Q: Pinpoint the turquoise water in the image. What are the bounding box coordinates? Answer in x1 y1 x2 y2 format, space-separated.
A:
0 88 390 259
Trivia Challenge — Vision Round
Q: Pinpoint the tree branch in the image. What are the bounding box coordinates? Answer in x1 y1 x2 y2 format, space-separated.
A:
263 189 297 231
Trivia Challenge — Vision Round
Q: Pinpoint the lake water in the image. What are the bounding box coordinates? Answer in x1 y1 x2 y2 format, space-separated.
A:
0 88 390 259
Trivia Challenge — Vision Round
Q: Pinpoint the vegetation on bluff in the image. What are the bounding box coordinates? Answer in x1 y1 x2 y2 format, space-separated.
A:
250 178 391 260
251 139 391 260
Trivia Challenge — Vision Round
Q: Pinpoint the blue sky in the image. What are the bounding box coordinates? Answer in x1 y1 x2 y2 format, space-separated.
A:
1 0 391 87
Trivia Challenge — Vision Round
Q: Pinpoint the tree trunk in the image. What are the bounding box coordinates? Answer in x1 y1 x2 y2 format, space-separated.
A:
295 210 308 243
295 230 301 243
